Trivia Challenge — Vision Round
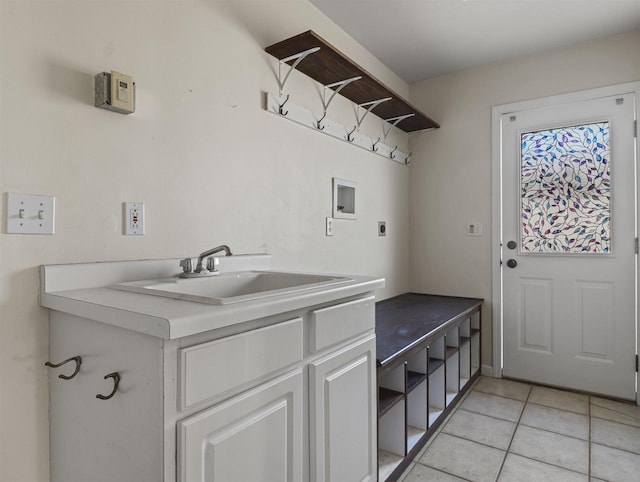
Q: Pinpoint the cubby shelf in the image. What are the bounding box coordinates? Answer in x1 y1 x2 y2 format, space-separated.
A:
265 31 439 133
379 387 404 417
375 294 483 482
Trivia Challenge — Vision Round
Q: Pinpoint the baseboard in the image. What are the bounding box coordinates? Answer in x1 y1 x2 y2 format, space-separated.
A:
481 364 497 377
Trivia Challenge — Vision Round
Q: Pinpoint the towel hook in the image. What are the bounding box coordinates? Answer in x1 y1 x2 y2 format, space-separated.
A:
45 356 82 380
278 94 290 116
316 111 327 130
372 137 381 152
405 152 413 165
390 146 398 159
96 372 121 400
346 125 357 143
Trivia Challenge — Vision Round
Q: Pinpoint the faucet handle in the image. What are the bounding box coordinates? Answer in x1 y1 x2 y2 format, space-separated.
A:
179 258 194 274
206 257 220 272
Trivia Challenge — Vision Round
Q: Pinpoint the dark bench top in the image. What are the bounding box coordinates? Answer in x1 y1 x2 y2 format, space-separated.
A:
376 293 483 368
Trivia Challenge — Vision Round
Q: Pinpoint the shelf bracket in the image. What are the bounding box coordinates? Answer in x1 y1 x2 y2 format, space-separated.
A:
356 97 392 130
383 113 416 140
278 47 321 95
317 76 362 130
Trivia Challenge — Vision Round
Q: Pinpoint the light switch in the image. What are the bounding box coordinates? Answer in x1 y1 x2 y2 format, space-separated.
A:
5 192 55 234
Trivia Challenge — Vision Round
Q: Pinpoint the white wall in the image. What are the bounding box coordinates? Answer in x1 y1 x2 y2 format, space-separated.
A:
0 1 411 480
409 29 640 368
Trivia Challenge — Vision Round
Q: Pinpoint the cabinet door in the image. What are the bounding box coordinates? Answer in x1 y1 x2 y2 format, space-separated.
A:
310 334 377 482
178 369 303 482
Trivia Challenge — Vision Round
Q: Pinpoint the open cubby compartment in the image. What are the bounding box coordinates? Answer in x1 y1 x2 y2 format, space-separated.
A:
378 363 405 417
427 335 446 375
406 349 427 451
445 325 459 359
427 362 445 427
471 331 480 376
470 311 481 337
459 317 471 347
406 348 427 393
470 310 480 376
459 341 471 389
445 351 459 406
378 400 405 480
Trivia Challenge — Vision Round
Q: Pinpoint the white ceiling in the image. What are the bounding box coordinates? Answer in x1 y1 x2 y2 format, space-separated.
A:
309 0 640 83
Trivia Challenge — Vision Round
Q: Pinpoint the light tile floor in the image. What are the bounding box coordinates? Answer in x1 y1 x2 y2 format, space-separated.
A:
397 376 640 482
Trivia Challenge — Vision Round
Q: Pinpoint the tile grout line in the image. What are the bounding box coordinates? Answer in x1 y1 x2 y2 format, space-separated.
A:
494 384 533 480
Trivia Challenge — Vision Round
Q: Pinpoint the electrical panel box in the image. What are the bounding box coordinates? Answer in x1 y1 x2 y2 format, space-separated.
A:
95 71 136 114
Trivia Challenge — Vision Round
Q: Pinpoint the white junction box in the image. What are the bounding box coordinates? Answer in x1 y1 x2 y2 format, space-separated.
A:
95 71 136 115
5 192 55 234
123 202 144 235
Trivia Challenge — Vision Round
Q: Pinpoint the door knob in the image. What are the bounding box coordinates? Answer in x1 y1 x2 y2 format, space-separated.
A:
507 241 517 249
506 259 517 268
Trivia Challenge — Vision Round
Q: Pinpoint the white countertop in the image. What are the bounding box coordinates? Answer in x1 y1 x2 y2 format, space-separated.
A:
40 256 385 339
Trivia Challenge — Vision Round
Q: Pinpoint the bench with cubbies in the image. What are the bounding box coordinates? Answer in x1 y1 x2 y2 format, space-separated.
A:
375 293 482 481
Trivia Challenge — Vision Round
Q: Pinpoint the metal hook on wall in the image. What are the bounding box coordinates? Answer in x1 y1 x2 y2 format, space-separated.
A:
346 125 357 143
278 94 290 116
45 356 82 380
390 146 398 159
96 372 121 400
372 137 381 152
316 111 327 130
405 152 413 165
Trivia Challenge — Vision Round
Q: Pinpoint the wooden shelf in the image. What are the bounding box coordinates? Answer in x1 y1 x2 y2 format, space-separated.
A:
379 387 404 417
265 31 439 133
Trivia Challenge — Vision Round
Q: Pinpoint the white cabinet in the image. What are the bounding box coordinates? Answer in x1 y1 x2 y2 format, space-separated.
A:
310 335 377 482
178 369 304 482
46 290 377 482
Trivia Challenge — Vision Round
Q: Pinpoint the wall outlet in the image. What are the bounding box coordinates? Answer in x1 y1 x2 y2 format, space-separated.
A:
124 202 144 235
326 217 334 236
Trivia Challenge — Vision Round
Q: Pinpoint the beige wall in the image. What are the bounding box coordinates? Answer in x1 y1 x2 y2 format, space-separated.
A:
0 1 411 480
409 29 640 369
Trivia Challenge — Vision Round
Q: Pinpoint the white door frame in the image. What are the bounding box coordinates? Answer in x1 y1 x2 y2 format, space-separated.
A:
491 82 640 403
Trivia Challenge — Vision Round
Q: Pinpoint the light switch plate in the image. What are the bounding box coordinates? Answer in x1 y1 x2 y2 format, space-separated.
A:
326 217 334 236
5 192 55 234
466 221 483 236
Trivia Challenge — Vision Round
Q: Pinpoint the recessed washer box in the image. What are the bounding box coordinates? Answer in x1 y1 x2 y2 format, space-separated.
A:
333 178 356 220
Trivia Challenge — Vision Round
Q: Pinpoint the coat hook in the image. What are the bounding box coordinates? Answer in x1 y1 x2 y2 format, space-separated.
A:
317 111 327 130
390 146 398 159
278 94 290 116
45 356 82 380
372 137 381 152
96 372 120 400
405 152 412 165
346 125 357 142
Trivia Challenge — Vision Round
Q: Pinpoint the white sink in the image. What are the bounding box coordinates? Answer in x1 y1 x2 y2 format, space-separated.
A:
109 270 352 305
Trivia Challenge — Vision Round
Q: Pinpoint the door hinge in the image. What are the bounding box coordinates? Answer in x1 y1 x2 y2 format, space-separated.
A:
634 120 637 138
636 354 638 372
636 237 638 254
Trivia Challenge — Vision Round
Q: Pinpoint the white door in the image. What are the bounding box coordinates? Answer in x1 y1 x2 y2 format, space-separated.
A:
501 93 637 400
309 334 377 482
177 369 303 482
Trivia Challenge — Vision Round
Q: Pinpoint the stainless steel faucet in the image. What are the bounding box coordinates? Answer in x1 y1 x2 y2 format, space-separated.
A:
179 245 233 278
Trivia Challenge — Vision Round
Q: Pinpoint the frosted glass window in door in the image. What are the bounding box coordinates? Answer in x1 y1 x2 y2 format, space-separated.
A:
520 122 610 253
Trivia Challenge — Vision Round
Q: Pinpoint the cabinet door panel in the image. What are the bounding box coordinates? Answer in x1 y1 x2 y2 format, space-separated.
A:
310 334 377 482
178 369 303 482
